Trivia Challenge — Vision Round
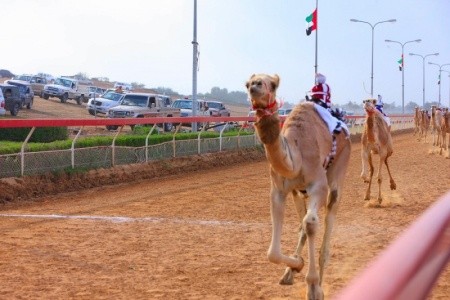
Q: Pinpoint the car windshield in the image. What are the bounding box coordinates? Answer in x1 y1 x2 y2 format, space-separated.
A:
14 75 32 82
120 95 148 107
54 78 73 88
103 92 123 102
207 102 222 109
172 100 193 109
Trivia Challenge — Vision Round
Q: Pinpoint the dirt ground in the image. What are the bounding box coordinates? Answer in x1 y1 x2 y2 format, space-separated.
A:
0 129 449 299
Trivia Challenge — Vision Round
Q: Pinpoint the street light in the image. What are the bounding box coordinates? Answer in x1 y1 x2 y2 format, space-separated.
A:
385 39 422 113
409 52 439 107
442 70 450 108
350 18 396 98
428 62 450 106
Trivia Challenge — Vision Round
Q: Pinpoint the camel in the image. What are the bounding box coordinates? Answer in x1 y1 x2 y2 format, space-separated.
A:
246 74 351 300
413 106 421 136
418 109 430 142
430 105 443 148
440 108 450 158
361 99 396 203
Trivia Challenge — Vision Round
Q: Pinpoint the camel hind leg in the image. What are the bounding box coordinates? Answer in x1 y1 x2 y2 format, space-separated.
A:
279 189 307 285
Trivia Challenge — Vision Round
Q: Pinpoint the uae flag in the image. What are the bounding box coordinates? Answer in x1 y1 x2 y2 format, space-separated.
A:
398 56 403 71
306 9 317 36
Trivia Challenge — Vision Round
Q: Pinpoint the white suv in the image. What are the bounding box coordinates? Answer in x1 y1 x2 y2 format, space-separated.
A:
86 90 124 115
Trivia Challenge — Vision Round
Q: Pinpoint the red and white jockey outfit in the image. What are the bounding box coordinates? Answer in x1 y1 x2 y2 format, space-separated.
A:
310 73 331 108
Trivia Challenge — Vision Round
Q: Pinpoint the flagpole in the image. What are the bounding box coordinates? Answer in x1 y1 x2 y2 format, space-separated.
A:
314 0 318 76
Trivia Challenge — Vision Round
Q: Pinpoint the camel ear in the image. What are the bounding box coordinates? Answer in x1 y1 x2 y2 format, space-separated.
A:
245 74 256 89
271 74 280 90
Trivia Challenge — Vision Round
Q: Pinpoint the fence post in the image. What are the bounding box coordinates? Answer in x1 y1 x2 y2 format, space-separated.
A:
219 122 230 151
71 127 84 169
111 126 124 167
173 125 181 157
20 127 36 176
145 125 157 162
197 126 206 154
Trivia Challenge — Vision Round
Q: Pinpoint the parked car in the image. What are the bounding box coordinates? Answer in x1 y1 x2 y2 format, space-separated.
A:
88 86 106 100
114 82 133 91
206 100 231 117
0 88 5 116
107 93 181 131
171 98 210 128
4 79 34 109
86 91 125 115
0 84 23 116
278 108 293 116
29 76 48 98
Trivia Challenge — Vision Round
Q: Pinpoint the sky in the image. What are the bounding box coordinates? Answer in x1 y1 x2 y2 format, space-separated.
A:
2 0 450 110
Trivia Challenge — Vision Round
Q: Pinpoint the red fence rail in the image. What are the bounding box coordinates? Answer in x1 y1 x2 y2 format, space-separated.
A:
334 191 450 300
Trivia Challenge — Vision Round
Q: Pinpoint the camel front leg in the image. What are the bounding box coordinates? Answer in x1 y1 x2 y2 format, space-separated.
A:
360 148 370 182
279 190 307 285
364 153 374 200
384 157 397 191
267 185 304 271
376 154 384 204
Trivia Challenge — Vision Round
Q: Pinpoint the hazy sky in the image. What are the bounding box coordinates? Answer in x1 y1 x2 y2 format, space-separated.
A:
2 0 450 108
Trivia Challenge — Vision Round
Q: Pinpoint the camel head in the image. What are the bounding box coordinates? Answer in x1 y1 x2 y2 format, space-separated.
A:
363 99 377 114
245 74 280 117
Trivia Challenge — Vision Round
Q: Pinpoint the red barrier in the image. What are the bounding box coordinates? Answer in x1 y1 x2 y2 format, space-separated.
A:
334 191 450 300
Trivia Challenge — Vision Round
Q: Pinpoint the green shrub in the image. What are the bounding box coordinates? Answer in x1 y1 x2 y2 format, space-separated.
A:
0 127 68 142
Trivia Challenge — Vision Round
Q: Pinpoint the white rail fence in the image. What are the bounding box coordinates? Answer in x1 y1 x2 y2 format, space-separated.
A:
0 115 414 178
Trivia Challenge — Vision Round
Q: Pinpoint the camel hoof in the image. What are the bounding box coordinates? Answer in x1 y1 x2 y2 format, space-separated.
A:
390 183 397 190
279 268 295 285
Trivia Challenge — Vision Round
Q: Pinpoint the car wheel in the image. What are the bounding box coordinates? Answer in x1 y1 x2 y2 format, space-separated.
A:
88 109 96 116
43 94 49 100
106 125 118 131
26 98 33 109
77 96 84 105
40 91 44 98
61 93 68 103
164 122 174 132
10 103 20 116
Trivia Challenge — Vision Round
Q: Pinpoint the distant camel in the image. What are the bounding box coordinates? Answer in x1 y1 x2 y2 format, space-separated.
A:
246 73 351 300
418 109 430 142
440 108 450 158
430 105 443 147
361 99 396 203
414 106 421 136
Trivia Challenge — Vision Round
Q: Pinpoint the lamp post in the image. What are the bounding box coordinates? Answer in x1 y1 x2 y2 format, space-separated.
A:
409 52 439 108
350 18 396 98
442 70 450 108
428 62 450 106
385 39 421 113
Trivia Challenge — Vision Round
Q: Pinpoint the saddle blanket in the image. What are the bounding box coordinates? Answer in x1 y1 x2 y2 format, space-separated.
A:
313 103 350 137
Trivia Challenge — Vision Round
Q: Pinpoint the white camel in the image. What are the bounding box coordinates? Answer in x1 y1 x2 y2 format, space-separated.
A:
246 73 351 300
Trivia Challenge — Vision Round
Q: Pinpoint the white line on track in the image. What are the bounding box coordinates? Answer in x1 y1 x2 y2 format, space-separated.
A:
0 213 267 228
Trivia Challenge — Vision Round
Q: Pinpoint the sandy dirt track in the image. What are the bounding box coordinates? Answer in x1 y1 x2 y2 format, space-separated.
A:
0 130 449 299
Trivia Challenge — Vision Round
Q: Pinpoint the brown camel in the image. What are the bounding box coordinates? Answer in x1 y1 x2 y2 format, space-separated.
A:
414 106 421 136
440 108 450 158
418 109 430 142
430 105 443 147
361 99 396 203
246 74 351 300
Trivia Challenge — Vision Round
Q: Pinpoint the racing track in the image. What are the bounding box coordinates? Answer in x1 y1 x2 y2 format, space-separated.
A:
0 131 449 299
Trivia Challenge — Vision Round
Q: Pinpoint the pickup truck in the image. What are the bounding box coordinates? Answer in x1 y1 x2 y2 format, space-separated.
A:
107 93 180 132
30 76 48 98
42 77 90 105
